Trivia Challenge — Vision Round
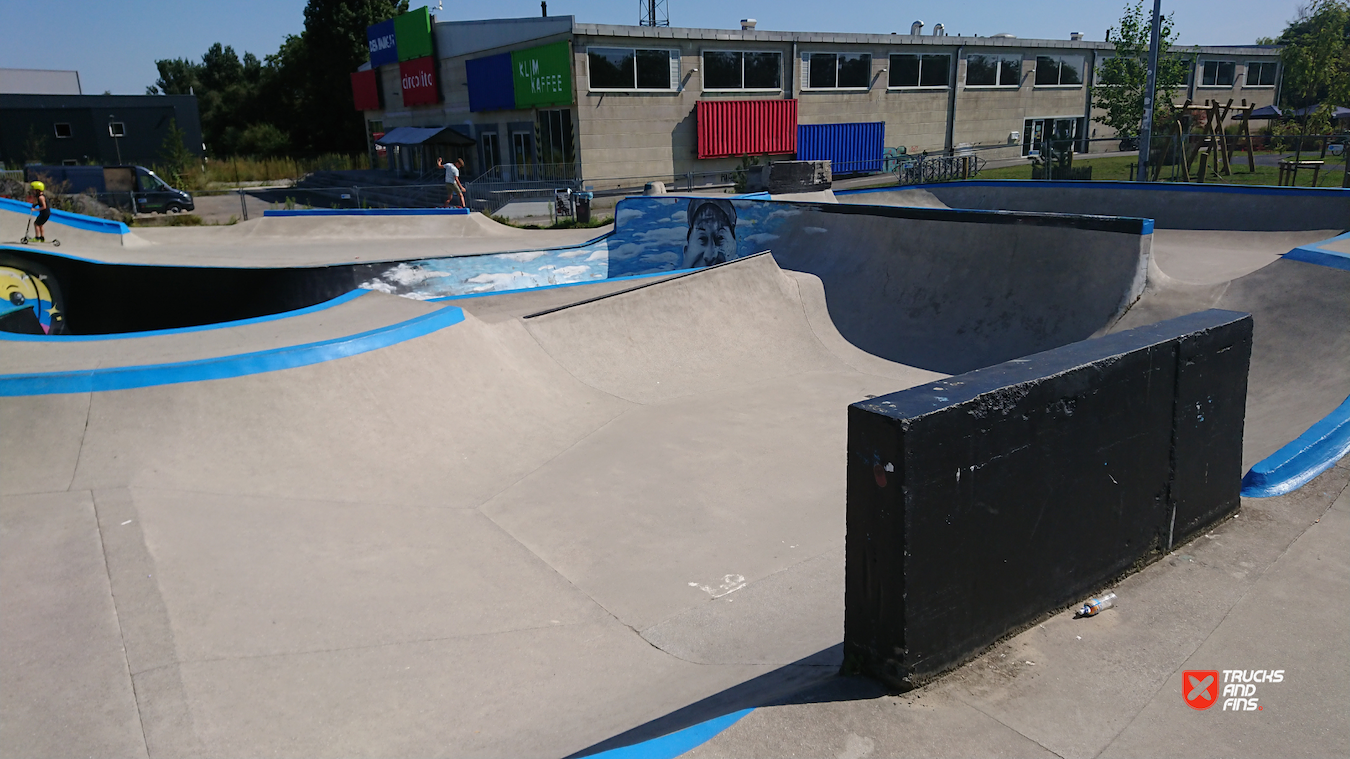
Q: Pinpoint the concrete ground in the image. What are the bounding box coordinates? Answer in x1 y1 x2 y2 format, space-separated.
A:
1 192 1346 758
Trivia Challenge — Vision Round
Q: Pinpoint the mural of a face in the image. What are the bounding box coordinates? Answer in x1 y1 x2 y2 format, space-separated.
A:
683 199 737 269
0 265 59 334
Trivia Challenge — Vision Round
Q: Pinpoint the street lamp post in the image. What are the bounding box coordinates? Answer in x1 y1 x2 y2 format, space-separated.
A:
1136 0 1163 182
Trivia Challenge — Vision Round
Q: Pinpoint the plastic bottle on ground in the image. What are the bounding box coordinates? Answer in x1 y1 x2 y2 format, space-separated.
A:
1077 592 1117 617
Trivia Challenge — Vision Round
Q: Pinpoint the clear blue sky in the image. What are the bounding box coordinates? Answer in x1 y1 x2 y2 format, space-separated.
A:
0 0 1301 95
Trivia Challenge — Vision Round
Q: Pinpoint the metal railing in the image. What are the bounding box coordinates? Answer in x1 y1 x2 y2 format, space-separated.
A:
895 154 988 185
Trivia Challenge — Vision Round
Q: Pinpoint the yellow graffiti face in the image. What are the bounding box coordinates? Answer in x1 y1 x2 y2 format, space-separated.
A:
1 265 59 333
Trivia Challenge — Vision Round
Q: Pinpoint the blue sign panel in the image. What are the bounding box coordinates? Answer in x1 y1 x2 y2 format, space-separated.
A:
466 52 516 112
367 19 398 67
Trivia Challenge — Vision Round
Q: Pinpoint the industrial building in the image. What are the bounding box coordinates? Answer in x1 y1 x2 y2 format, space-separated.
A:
351 9 1282 185
0 68 202 170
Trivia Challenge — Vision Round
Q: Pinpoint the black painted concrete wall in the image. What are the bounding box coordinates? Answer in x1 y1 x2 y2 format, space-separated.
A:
843 309 1253 691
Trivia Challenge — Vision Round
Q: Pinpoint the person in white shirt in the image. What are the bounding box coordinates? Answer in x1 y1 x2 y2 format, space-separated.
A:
437 156 466 208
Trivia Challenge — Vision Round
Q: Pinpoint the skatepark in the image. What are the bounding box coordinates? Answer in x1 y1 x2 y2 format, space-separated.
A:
1 181 1347 758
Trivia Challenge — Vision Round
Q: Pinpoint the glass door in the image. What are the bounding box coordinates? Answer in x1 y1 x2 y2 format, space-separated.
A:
481 132 500 177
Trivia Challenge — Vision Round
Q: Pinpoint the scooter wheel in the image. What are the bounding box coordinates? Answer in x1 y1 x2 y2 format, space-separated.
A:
51 240 60 247
19 237 29 244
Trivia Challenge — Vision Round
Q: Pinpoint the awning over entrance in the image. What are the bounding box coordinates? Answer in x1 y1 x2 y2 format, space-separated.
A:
375 126 475 147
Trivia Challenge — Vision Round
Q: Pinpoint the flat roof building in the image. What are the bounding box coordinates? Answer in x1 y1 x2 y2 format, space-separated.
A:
352 12 1281 187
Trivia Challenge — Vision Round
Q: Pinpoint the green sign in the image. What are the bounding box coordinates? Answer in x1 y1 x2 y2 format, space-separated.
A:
394 6 432 62
511 41 572 109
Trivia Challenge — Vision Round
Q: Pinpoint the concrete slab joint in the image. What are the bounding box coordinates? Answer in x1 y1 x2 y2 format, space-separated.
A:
843 309 1254 692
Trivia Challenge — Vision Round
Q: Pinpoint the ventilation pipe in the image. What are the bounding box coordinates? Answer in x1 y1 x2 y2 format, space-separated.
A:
933 23 945 36
741 18 757 31
910 20 924 35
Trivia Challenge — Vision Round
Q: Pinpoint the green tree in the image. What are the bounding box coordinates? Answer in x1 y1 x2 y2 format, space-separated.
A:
288 0 409 155
156 118 198 187
1275 1 1350 173
1092 2 1193 139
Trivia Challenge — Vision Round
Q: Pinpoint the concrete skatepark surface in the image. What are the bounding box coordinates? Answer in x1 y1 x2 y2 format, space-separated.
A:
1 183 1347 758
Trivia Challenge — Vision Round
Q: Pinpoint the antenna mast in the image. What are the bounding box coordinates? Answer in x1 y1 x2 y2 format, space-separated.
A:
639 0 668 27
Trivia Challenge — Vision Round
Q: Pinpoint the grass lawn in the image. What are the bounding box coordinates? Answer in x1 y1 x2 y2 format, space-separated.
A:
978 153 1347 188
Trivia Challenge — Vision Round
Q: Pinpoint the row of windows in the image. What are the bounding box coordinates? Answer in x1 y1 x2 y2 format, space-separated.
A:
583 47 1278 92
46 122 127 138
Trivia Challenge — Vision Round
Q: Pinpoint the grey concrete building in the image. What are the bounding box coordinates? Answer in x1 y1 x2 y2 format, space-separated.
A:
358 14 1281 185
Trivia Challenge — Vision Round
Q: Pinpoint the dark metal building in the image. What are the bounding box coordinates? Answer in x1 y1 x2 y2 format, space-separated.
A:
0 94 203 169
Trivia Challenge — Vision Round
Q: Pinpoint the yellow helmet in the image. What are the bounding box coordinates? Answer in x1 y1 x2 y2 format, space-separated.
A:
29 181 45 191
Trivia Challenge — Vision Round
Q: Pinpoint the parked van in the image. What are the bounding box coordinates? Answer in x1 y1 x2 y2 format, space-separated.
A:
23 165 194 214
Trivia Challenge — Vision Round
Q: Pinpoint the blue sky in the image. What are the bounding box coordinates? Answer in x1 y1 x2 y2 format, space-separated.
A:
0 1 1300 95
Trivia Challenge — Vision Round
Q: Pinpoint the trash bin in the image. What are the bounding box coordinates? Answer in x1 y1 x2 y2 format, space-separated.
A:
576 192 593 224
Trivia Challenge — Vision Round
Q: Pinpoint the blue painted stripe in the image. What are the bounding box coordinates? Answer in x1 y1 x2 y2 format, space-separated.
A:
427 268 699 303
0 304 464 397
0 196 130 234
1282 231 1350 271
836 180 1350 198
1242 394 1350 497
584 709 753 759
0 289 370 342
263 208 470 217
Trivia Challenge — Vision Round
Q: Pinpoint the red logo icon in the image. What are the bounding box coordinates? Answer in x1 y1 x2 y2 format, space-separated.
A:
1184 670 1220 710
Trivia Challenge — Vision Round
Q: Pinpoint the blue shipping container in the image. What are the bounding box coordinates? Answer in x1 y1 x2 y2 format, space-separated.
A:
796 123 885 174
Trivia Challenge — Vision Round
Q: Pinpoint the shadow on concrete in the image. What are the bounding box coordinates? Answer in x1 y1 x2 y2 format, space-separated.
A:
566 644 889 758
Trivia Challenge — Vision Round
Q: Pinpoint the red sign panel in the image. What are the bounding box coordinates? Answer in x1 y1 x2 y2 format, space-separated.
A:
399 56 440 106
697 99 797 159
351 69 380 111
1183 670 1220 710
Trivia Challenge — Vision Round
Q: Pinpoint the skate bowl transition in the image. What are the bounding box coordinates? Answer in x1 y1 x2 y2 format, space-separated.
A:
1 182 1347 759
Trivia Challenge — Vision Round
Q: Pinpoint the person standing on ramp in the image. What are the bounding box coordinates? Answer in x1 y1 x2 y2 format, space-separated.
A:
437 156 467 208
28 181 51 243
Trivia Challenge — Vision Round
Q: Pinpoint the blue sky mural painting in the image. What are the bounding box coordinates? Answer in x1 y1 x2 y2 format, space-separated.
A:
357 238 609 299
352 196 812 300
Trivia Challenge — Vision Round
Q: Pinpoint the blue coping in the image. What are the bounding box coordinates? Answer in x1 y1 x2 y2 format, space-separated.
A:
0 289 371 342
835 180 1350 198
427 267 699 303
1242 394 1350 497
0 302 464 396
0 196 130 234
263 207 470 217
1283 231 1350 272
583 709 753 759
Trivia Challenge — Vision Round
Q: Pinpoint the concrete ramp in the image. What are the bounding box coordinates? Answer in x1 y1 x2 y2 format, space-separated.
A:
245 211 523 240
0 198 143 249
1115 255 1350 470
524 254 847 403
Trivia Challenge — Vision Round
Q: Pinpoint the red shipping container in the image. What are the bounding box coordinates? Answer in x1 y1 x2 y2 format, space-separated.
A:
697 99 797 159
351 69 380 111
399 56 440 106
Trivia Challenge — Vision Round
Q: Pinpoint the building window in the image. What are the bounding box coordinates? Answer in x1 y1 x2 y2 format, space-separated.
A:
965 54 1021 87
1022 117 1086 156
109 122 126 137
1034 55 1084 86
537 109 574 165
588 47 678 90
888 54 950 88
1245 61 1277 86
1200 60 1235 87
702 51 782 90
53 123 73 138
807 52 872 89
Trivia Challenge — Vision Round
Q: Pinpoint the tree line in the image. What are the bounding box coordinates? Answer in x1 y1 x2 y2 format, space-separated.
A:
147 0 408 159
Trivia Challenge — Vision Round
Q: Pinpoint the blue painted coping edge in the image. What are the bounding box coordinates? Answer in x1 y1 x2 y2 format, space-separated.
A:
0 196 130 234
0 289 370 342
583 709 753 759
0 302 464 397
835 180 1350 198
263 207 470 217
1283 231 1350 272
426 267 700 303
1242 394 1350 497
